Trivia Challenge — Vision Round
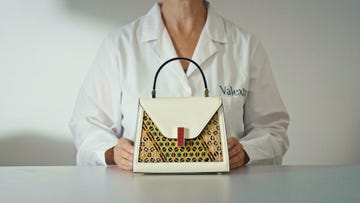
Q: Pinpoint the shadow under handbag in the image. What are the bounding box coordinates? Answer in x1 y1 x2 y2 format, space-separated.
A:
133 57 229 173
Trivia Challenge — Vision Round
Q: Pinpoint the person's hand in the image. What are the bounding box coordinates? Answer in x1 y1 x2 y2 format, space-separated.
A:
227 136 249 170
113 138 134 171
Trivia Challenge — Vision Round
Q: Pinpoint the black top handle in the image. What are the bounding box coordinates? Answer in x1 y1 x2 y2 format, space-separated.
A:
151 57 209 98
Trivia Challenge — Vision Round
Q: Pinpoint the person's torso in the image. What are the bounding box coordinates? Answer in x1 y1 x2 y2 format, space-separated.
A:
111 5 253 141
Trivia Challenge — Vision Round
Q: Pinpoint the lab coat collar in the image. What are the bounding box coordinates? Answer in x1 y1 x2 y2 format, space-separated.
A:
204 2 229 44
141 1 229 44
141 3 163 43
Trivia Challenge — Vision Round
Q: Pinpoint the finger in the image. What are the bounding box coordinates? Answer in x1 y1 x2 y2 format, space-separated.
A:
230 151 245 163
116 157 133 171
118 163 132 171
230 161 242 170
227 137 237 150
230 161 241 169
120 141 134 154
229 144 243 159
118 138 134 147
230 155 244 166
119 149 133 161
114 145 133 161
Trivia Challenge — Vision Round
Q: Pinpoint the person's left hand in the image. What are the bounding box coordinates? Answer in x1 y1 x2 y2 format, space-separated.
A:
227 137 249 170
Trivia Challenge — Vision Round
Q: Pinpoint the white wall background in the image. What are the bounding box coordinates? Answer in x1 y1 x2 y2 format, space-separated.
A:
0 0 359 165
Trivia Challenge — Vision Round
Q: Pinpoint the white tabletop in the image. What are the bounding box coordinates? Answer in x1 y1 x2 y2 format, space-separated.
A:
0 165 359 203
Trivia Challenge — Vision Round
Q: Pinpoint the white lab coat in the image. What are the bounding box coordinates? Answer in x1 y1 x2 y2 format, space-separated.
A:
69 2 289 166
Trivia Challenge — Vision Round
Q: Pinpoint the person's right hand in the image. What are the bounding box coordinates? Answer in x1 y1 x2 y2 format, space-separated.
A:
114 138 134 171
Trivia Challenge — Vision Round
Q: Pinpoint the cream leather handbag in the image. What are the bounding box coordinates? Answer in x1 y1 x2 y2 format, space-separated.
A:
133 57 229 173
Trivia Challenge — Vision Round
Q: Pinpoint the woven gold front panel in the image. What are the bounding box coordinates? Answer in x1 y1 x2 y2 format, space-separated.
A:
138 112 223 163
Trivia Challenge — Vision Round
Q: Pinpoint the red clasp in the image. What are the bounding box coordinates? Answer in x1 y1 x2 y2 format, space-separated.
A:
177 127 185 147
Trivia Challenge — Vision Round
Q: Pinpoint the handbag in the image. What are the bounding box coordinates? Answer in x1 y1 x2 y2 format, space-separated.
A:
133 57 229 173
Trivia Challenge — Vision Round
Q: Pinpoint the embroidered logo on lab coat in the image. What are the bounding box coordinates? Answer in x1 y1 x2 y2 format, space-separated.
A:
219 85 247 97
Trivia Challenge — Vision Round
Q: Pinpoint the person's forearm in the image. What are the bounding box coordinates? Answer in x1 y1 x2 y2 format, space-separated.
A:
105 147 116 165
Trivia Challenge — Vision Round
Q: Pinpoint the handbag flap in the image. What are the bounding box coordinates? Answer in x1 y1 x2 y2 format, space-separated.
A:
140 97 221 139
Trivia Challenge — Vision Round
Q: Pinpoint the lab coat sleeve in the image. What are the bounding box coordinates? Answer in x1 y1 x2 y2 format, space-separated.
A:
240 39 290 165
69 35 122 166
